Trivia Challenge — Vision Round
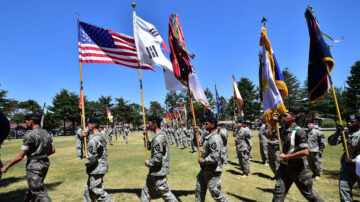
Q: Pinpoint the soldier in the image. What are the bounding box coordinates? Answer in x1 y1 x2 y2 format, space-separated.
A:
328 115 360 202
181 125 188 149
272 110 323 202
75 125 86 159
108 126 114 146
196 116 229 202
114 125 118 141
141 115 178 202
173 127 180 147
218 123 228 164
0 111 10 179
83 118 113 202
258 119 269 165
123 126 129 145
267 125 280 179
190 126 198 153
306 121 326 180
1 114 55 201
235 120 252 178
243 122 253 159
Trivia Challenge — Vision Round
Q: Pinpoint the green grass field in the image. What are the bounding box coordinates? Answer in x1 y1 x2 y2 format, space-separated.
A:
0 131 359 201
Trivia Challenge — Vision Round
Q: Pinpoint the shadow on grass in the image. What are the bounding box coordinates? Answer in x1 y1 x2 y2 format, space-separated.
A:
227 192 256 202
252 172 272 180
106 188 194 200
226 169 242 176
227 160 238 166
0 181 62 201
322 169 339 179
250 159 264 165
0 176 27 187
256 186 274 194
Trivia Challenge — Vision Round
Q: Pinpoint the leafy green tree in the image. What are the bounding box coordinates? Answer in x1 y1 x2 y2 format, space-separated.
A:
0 83 17 116
11 99 42 124
343 61 360 117
149 101 165 117
237 77 261 122
282 67 301 110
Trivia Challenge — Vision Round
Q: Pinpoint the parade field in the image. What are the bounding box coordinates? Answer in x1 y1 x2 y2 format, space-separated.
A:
0 131 358 202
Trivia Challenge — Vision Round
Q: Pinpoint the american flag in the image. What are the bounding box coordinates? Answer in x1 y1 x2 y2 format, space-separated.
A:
78 21 153 70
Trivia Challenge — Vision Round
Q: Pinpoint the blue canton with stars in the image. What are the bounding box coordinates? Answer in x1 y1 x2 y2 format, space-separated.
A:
79 22 115 48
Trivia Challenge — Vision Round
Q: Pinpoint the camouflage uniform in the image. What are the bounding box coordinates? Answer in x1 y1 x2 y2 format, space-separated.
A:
328 129 360 202
273 125 323 202
306 129 326 177
218 128 228 164
268 128 280 176
108 128 113 145
245 127 254 159
75 128 86 158
0 111 10 179
195 131 229 202
84 132 113 202
174 128 180 147
181 128 188 148
235 127 252 174
190 128 198 152
123 128 129 145
21 127 53 202
258 124 269 164
141 130 178 202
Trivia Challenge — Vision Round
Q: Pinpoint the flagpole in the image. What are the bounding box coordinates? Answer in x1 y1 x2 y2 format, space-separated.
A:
138 63 149 160
325 64 349 157
77 12 88 157
187 81 201 157
79 61 88 157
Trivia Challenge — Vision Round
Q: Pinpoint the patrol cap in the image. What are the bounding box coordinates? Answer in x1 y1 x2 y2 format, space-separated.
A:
25 113 42 122
307 120 314 124
348 115 360 121
86 117 100 124
205 116 217 127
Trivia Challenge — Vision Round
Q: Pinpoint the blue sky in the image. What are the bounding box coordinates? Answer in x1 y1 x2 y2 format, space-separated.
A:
0 0 358 108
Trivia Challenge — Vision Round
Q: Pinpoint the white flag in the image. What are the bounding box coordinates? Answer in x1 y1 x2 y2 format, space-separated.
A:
163 69 187 91
133 11 172 72
189 72 209 107
260 38 286 124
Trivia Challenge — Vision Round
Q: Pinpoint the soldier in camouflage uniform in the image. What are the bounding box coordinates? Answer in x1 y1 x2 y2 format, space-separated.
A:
235 120 252 178
267 125 280 178
107 126 113 146
218 123 228 164
83 117 113 202
258 119 269 165
190 126 198 153
173 127 180 147
328 115 360 202
181 125 189 149
75 125 86 159
0 111 10 179
1 114 55 202
141 115 178 202
243 122 253 159
306 121 326 180
196 116 229 202
123 127 129 145
272 110 323 202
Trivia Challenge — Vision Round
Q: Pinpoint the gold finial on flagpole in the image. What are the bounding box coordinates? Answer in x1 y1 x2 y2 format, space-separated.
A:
132 2 136 9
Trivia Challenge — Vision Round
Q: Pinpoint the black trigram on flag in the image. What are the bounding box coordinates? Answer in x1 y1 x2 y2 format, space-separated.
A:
149 28 159 37
146 45 158 59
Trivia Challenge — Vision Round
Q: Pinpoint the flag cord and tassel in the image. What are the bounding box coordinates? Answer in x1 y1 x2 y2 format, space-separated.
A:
79 62 88 157
138 63 149 159
187 81 201 157
325 63 349 157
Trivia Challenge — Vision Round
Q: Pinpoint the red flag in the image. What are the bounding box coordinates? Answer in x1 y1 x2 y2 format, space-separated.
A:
179 103 183 113
106 108 110 118
168 111 173 120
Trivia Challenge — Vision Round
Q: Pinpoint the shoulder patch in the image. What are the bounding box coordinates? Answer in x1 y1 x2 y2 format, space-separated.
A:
211 143 217 150
155 144 161 152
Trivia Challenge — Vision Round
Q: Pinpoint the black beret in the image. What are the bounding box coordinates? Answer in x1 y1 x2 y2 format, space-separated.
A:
87 117 100 124
25 113 42 121
236 120 243 124
205 116 217 127
307 120 314 124
147 115 162 123
0 112 10 144
349 115 360 121
286 108 298 116
218 123 225 127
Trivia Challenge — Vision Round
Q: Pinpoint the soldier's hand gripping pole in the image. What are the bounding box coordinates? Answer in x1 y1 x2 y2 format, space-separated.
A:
325 63 349 157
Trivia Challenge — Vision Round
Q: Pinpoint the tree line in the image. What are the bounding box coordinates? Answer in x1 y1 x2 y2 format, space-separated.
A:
1 61 359 130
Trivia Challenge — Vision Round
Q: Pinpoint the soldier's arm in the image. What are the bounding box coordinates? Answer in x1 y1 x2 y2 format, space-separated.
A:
202 138 221 164
147 139 163 167
284 130 309 160
328 132 342 146
318 131 326 151
84 139 98 166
